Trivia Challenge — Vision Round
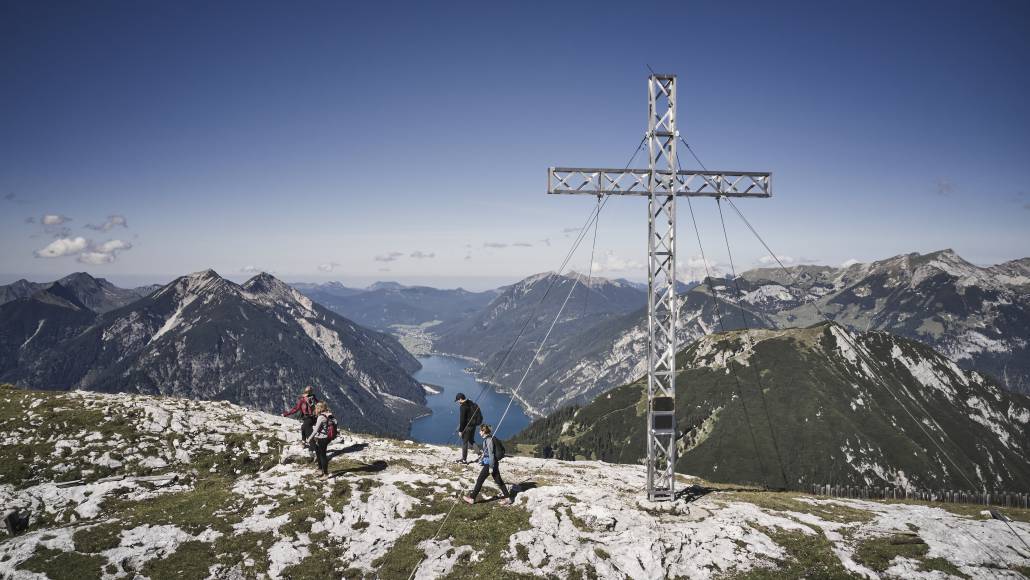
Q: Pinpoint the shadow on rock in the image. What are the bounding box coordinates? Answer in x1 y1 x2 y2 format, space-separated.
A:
331 460 388 476
675 484 716 504
328 442 368 458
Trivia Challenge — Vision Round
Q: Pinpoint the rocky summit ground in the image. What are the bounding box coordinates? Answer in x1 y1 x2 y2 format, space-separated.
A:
1 386 1029 579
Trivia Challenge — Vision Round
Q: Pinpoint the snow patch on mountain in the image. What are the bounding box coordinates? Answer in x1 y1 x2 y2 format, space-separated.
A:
890 344 958 401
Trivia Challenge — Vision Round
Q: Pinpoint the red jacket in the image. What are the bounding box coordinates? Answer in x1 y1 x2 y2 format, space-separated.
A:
284 394 318 417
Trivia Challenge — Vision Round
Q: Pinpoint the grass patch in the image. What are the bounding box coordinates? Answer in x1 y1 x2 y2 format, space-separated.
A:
140 541 217 580
720 491 873 524
103 476 241 533
853 534 969 578
0 388 144 488
277 501 325 537
731 524 854 579
396 482 451 518
73 522 123 553
0 441 57 487
372 499 533 578
566 507 592 532
192 433 280 477
327 480 353 511
214 530 275 575
17 546 104 580
278 532 365 579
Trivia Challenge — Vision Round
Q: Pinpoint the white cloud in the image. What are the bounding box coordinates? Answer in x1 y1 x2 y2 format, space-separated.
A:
41 214 71 226
240 265 263 274
85 214 128 231
678 255 726 281
410 251 435 259
34 236 133 265
512 242 533 248
95 239 131 253
841 258 861 268
757 255 794 266
34 237 88 258
77 239 132 264
483 242 507 249
77 251 116 265
756 255 819 267
592 250 645 274
374 252 404 262
562 227 580 234
318 262 341 272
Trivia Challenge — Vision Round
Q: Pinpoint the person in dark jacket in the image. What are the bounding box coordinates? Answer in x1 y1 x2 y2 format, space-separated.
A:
283 386 319 458
463 424 512 505
454 393 482 463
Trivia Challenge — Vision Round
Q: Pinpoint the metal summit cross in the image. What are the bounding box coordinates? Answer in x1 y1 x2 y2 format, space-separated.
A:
547 73 772 501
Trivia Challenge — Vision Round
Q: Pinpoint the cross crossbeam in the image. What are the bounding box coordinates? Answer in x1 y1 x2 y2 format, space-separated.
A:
546 73 773 502
548 168 771 198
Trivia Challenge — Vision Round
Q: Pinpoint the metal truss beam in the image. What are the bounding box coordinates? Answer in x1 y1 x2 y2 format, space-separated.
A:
547 168 772 198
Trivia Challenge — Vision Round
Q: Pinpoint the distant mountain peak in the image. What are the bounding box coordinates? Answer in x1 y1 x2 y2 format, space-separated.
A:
58 271 98 284
519 271 557 286
242 272 312 312
367 281 406 291
30 282 89 311
188 268 221 280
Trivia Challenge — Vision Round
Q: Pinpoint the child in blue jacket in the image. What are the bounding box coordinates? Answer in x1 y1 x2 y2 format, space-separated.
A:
462 424 513 505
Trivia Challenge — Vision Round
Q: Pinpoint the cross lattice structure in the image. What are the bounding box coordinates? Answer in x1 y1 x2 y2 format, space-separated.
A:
547 73 773 501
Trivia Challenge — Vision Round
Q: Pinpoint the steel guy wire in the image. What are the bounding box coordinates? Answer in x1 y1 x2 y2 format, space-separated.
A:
402 138 645 579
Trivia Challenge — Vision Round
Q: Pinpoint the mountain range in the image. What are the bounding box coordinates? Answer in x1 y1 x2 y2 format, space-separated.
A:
0 270 427 436
426 249 1030 416
0 272 158 313
294 281 497 333
430 272 648 403
512 322 1030 491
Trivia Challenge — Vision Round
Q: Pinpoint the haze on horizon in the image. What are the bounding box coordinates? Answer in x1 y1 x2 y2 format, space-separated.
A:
2 1 1028 292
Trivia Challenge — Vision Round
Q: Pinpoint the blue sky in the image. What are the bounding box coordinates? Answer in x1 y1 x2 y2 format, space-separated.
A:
2 0 1028 290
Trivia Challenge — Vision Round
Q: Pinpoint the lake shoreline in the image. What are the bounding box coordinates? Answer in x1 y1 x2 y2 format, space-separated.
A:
408 354 532 444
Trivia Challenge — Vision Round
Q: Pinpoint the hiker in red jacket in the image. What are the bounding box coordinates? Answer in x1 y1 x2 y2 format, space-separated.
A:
283 385 319 458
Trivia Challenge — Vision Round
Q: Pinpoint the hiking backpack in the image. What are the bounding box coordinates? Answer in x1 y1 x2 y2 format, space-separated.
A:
470 402 483 426
301 395 317 416
492 437 506 461
323 413 339 442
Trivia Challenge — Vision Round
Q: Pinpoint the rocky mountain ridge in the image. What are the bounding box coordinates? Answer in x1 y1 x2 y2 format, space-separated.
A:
1 386 1027 579
0 273 158 313
0 270 427 436
451 249 1030 415
513 322 1030 492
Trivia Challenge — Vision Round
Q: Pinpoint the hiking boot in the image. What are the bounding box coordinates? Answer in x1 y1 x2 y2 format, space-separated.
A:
453 458 467 464
462 496 475 505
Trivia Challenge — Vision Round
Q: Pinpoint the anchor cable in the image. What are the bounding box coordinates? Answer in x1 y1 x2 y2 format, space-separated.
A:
403 138 645 579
